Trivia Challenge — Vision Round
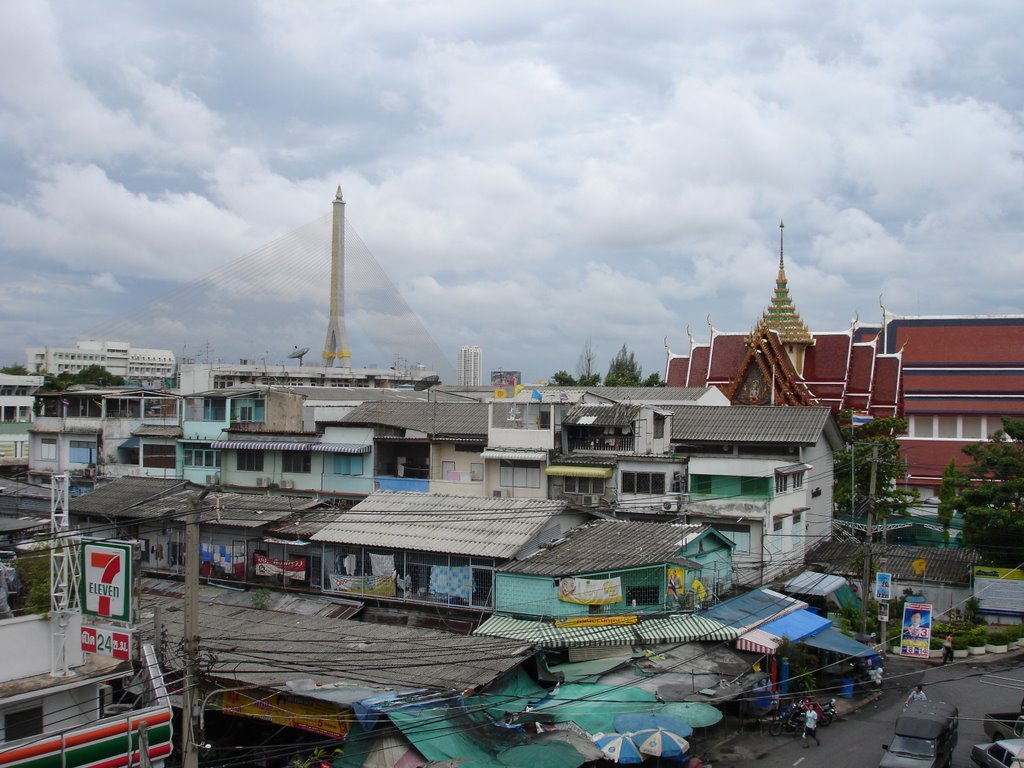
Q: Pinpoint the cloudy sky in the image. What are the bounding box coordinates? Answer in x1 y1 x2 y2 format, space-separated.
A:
3 2 1024 383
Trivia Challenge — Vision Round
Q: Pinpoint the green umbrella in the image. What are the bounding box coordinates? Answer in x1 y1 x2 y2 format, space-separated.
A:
659 702 723 728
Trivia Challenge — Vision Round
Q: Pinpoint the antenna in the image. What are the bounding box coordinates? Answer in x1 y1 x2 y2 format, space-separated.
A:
288 346 310 367
413 374 441 391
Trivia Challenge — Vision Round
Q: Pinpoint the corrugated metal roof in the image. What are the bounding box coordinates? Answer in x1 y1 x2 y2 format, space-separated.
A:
131 425 182 437
120 489 320 524
481 449 548 461
474 613 737 648
141 586 529 690
667 405 834 444
501 521 708 576
310 491 568 558
805 540 980 584
69 476 188 516
340 401 488 437
563 403 642 427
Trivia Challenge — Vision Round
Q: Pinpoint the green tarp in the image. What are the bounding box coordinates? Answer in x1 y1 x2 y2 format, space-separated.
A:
531 683 661 734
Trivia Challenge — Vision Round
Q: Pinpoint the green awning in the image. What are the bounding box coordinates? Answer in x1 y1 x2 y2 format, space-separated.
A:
544 465 614 478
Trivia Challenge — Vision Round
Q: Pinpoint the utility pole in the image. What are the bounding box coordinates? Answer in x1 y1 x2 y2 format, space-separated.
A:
182 491 207 768
860 445 879 635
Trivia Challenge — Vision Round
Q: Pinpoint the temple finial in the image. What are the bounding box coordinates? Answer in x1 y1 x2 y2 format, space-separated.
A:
779 220 785 271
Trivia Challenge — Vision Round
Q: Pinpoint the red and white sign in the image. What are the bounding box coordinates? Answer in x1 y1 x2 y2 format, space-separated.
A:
81 626 132 660
80 540 133 623
254 552 306 579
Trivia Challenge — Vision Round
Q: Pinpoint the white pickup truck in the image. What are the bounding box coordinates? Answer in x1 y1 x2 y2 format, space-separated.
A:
971 738 1024 768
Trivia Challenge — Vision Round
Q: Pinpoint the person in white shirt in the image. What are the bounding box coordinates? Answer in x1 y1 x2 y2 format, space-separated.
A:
803 705 820 748
905 685 927 706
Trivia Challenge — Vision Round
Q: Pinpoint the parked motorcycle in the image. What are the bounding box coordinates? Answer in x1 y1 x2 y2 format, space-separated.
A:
819 697 838 727
768 701 804 736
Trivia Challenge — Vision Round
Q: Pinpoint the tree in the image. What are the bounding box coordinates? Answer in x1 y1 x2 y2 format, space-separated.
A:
936 459 965 545
576 338 597 382
75 365 124 387
1 364 28 375
604 344 643 387
550 370 576 386
953 417 1024 565
643 371 666 387
832 413 917 530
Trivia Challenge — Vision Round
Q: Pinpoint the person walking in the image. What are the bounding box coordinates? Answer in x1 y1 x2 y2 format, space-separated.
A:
906 685 927 706
942 633 954 664
802 704 820 748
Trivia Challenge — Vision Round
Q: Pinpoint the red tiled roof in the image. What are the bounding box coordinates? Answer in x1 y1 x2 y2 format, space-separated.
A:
688 346 712 387
887 317 1024 363
707 334 747 382
666 356 689 388
803 333 852 380
903 397 1024 414
870 355 902 408
899 438 976 483
902 371 1024 394
847 344 875 393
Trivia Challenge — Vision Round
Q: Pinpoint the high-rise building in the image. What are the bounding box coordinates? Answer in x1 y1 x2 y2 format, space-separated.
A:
26 340 176 385
457 346 483 386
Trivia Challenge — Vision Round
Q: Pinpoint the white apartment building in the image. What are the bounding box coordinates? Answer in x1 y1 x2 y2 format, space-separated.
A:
457 345 483 386
26 340 175 385
0 374 43 459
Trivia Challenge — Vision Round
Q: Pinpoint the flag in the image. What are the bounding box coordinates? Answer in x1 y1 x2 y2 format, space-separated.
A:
531 389 543 401
691 578 707 601
493 388 508 400
911 558 927 575
852 411 874 426
514 384 524 397
559 391 569 402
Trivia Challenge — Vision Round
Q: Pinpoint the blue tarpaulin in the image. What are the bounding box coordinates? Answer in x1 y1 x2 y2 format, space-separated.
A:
702 587 804 631
801 627 875 657
759 609 831 641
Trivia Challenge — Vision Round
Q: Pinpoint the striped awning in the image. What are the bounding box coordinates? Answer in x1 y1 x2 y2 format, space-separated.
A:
474 613 738 648
735 628 779 655
634 615 740 644
480 450 548 462
474 615 639 648
544 465 614 478
309 443 371 454
211 441 314 451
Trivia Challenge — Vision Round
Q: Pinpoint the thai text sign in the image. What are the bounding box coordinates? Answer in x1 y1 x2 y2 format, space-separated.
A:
254 552 306 580
329 574 396 597
218 689 350 739
558 576 622 605
974 566 1024 615
899 602 932 659
80 540 133 623
553 614 639 628
81 625 132 660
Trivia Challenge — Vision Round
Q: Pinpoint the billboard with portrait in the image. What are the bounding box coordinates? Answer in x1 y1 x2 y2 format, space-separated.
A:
899 602 932 659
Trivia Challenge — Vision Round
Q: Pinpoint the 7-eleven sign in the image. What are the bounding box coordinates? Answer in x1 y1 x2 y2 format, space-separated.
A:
80 540 133 624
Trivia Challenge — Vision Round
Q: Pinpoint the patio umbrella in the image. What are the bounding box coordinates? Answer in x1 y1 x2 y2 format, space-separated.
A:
658 702 723 729
612 713 694 739
629 727 690 759
592 732 644 764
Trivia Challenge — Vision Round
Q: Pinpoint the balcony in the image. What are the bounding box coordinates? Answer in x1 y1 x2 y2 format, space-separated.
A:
569 435 634 453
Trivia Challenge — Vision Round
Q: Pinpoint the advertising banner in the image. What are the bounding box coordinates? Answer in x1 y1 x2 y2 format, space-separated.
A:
254 552 306 580
80 540 134 623
875 572 893 601
553 614 639 628
557 576 622 605
329 574 396 597
974 566 1024 615
218 689 350 739
81 625 132 660
899 602 933 659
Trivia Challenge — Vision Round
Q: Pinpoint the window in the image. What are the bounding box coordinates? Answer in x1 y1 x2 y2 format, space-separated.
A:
236 450 264 472
470 463 483 481
184 448 220 468
282 452 311 473
231 398 265 423
142 444 176 469
333 454 364 476
69 440 96 464
741 476 770 496
962 416 983 440
621 471 666 495
564 476 606 494
499 460 541 488
793 512 803 539
937 416 958 438
442 461 456 477
202 398 226 421
626 585 660 606
40 438 57 461
775 474 789 494
914 416 934 438
792 472 804 489
5 705 43 742
715 523 751 553
690 475 712 495
773 520 784 552
653 415 665 439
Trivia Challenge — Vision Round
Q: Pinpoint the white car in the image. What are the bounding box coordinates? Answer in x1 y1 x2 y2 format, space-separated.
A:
971 738 1024 768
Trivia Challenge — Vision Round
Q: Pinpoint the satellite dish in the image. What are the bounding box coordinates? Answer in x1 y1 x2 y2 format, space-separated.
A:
288 346 310 366
413 374 441 391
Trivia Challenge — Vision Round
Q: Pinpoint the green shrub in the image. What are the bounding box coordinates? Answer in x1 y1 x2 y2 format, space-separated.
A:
952 635 969 651
930 635 945 650
968 627 988 647
987 628 1010 646
1003 624 1023 641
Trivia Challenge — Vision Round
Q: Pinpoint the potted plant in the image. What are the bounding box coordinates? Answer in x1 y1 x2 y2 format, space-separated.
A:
987 628 1010 654
952 634 969 659
968 627 988 655
929 635 945 659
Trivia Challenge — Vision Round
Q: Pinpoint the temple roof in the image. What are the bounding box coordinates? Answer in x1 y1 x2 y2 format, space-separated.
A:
759 221 813 345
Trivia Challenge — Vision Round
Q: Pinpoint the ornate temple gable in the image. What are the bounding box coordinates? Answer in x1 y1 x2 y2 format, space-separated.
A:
723 323 814 406
759 222 814 376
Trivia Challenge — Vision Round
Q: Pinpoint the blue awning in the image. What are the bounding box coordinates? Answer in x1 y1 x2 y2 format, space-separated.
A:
759 609 832 641
801 627 875 657
119 436 140 449
702 587 805 632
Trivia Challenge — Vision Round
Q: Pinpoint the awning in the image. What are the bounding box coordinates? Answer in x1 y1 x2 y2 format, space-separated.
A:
544 465 614 478
775 462 813 475
784 571 849 597
480 450 548 461
736 628 780 655
309 443 371 454
211 440 314 451
635 615 739 643
474 615 639 648
734 609 832 655
119 436 140 450
801 627 875 658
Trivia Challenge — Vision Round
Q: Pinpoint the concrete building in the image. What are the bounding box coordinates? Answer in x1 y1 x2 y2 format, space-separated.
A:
176 360 439 395
0 374 43 460
26 340 175 386
457 345 483 386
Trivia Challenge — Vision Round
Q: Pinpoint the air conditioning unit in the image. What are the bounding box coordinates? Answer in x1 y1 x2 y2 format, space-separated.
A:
255 477 272 488
280 479 295 489
205 473 220 485
493 489 509 498
662 500 676 512
97 684 113 716
580 495 597 507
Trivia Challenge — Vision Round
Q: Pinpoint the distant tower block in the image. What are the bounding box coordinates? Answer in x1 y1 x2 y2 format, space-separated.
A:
322 185 352 367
